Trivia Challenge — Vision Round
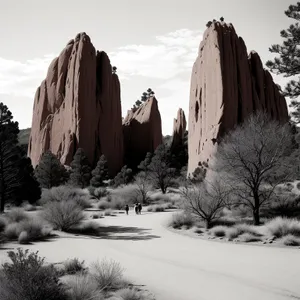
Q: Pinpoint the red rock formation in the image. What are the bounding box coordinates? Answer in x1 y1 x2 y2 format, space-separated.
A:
28 33 123 176
188 22 288 176
171 108 187 149
123 97 163 168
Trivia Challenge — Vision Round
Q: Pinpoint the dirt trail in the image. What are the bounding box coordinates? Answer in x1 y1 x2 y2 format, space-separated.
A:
1 210 300 300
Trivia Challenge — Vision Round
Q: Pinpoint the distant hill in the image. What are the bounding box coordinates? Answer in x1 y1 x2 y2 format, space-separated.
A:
18 128 31 153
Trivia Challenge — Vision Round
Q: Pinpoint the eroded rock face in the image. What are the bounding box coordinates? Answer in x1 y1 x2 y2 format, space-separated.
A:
28 33 123 176
171 108 187 149
123 97 163 169
188 22 288 176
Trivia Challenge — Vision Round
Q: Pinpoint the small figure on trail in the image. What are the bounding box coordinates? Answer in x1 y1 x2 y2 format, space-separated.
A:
138 203 142 214
134 203 139 214
125 204 129 215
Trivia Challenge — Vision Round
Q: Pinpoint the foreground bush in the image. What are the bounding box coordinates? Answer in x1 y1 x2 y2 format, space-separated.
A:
265 217 300 238
168 212 195 229
63 258 86 275
65 273 104 300
115 287 147 300
91 258 124 291
0 249 67 300
43 201 85 231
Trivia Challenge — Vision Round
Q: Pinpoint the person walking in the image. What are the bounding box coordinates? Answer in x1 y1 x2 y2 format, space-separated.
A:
138 203 142 214
125 204 129 215
134 203 139 214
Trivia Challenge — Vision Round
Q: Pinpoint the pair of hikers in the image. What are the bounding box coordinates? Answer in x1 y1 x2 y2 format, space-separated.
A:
124 203 142 215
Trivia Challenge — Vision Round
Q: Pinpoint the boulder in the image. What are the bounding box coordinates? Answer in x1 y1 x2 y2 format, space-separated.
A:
188 22 289 176
28 33 123 176
123 97 163 169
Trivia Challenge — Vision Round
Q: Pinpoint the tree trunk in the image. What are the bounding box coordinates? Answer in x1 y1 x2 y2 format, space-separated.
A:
205 219 211 229
253 192 260 225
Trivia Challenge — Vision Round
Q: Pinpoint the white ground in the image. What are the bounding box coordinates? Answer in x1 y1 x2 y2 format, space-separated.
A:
1 210 300 300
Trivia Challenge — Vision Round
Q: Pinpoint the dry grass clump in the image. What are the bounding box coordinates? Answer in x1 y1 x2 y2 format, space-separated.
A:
168 212 195 229
265 217 300 238
91 258 124 291
280 234 300 246
209 226 228 237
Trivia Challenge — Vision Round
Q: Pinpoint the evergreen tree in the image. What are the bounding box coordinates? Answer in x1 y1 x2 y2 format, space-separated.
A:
69 148 92 188
138 152 153 174
135 99 142 107
35 151 69 189
141 92 148 102
0 103 21 212
113 165 133 187
15 148 41 205
266 2 300 123
90 155 109 187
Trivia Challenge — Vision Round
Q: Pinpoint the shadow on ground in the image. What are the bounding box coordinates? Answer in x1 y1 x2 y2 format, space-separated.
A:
67 225 161 241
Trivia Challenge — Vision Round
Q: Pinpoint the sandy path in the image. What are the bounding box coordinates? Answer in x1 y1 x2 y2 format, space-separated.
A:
1 210 300 300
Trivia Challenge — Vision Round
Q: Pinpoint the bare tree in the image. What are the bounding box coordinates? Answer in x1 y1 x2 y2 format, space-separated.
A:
181 179 229 229
134 175 152 204
213 112 293 225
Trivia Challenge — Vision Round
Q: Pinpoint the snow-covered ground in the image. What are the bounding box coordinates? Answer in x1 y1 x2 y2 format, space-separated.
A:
0 210 300 300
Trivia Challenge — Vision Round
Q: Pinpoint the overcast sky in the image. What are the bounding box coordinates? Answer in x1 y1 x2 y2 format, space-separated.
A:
0 0 292 134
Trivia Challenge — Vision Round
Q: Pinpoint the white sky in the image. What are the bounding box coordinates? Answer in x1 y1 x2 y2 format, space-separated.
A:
0 0 292 135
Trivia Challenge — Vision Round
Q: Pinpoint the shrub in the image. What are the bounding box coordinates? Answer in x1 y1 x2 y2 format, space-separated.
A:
5 218 52 243
65 273 104 300
115 288 146 300
98 199 111 210
168 212 195 229
104 209 114 216
92 213 102 219
265 217 300 238
40 186 92 208
4 223 19 239
91 258 124 291
43 201 85 231
147 205 165 212
280 234 300 246
226 224 260 240
0 249 67 300
209 226 227 237
5 208 28 223
63 258 86 275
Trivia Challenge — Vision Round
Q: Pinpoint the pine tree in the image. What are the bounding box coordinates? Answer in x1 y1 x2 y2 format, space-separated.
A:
0 103 22 212
69 148 92 188
113 165 133 187
266 2 300 123
15 151 41 205
35 151 69 189
138 152 153 174
90 155 109 187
